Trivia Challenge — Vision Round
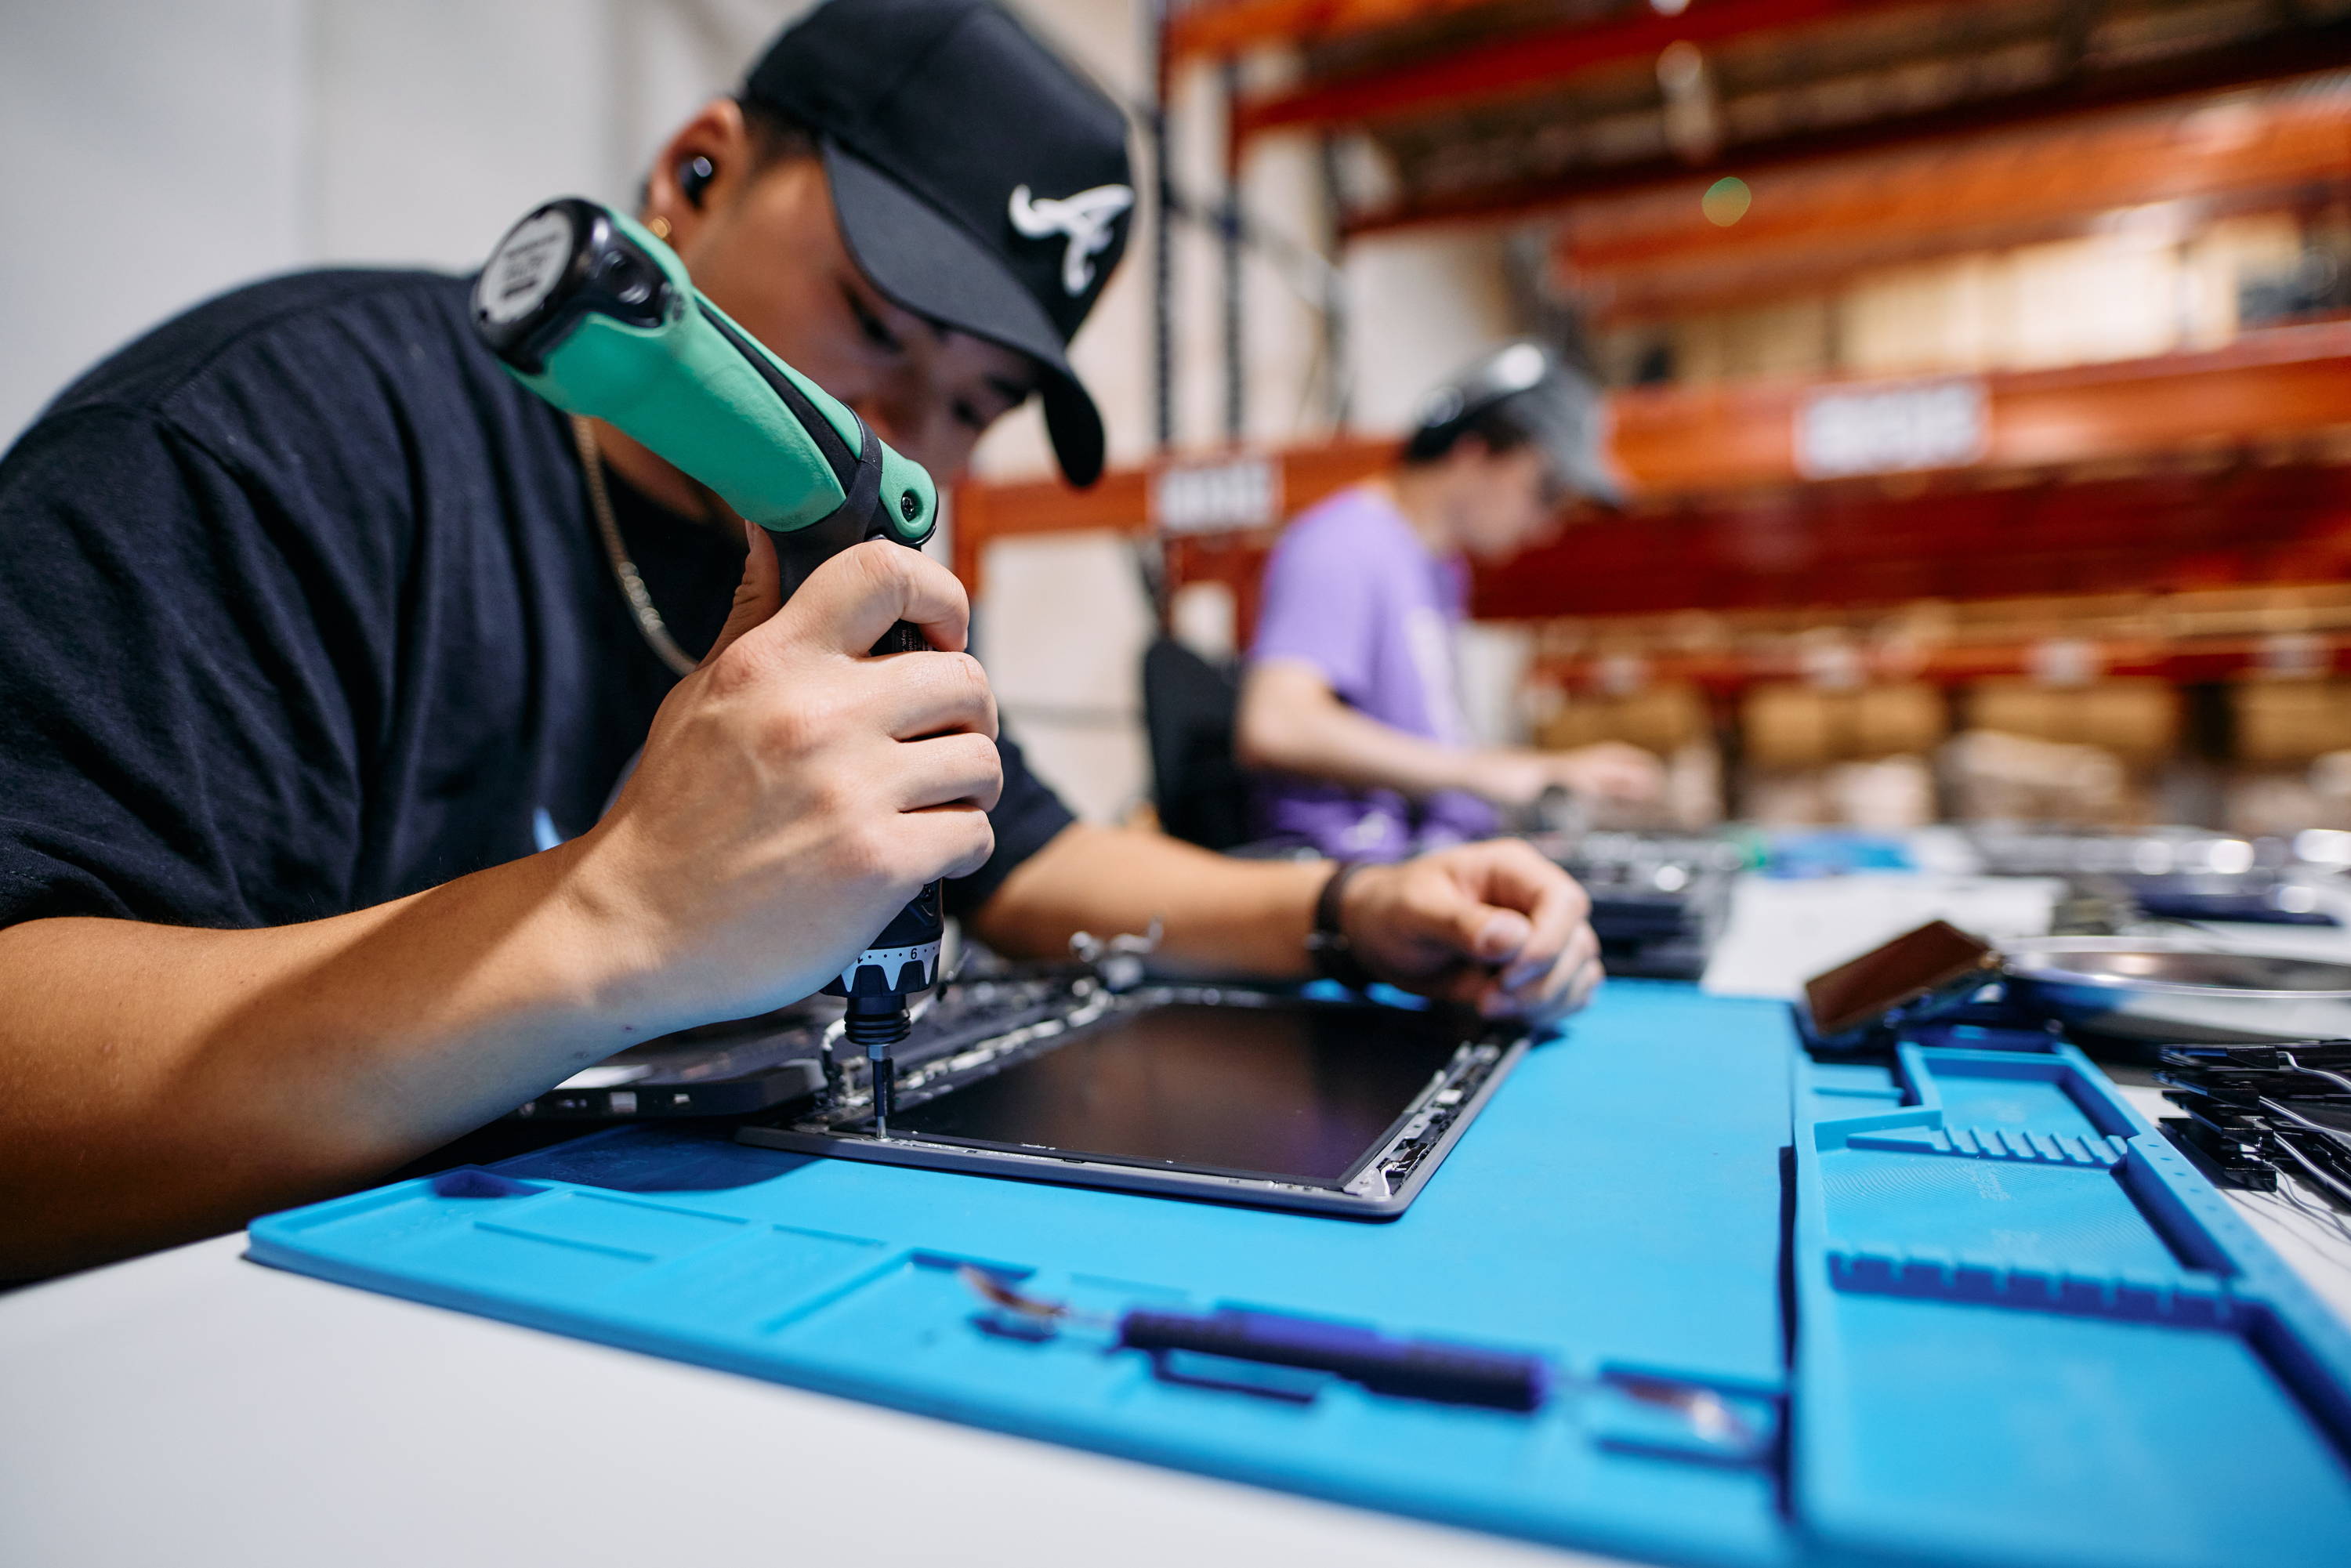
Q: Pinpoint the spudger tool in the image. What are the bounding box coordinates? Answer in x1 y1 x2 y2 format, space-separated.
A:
959 1267 1752 1443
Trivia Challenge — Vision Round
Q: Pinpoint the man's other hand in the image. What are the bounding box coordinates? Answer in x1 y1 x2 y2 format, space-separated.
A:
1473 741 1665 809
571 528 1001 1026
1549 740 1664 803
1336 840 1602 1025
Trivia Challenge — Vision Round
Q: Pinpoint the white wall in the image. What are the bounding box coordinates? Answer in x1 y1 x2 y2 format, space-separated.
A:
976 531 1155 824
309 1 618 270
1339 226 1520 433
0 0 794 447
0 0 307 440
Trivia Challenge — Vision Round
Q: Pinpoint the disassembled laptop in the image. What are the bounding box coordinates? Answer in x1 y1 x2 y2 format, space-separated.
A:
735 948 1521 1215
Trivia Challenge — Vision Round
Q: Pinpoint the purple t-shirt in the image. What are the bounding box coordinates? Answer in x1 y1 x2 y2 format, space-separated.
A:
1248 484 1499 859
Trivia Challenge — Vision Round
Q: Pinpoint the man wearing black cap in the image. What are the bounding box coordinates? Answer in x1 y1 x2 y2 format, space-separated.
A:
1238 342 1663 856
0 0 1599 1277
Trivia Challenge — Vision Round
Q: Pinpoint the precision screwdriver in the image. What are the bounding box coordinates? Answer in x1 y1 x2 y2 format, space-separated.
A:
958 1267 1758 1444
472 197 945 1128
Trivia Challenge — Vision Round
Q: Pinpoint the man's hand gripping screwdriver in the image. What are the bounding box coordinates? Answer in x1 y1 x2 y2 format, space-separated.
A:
472 197 944 1135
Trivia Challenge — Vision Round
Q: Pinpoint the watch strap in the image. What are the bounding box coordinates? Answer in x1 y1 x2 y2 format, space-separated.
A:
1306 860 1378 991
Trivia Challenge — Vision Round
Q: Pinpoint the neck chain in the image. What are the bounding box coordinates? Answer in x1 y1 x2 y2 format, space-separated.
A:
571 414 701 679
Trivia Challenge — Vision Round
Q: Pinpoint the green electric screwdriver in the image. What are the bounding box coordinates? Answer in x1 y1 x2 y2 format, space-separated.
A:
471 196 945 1135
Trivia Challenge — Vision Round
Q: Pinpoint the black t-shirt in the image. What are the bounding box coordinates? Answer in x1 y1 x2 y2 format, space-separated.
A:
0 269 1071 933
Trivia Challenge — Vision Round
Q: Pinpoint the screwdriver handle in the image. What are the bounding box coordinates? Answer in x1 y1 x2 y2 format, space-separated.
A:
474 197 936 550
1118 1308 1548 1411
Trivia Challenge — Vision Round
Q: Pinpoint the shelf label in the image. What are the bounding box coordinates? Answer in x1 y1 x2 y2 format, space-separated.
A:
2028 637 2102 687
1795 377 1988 480
1151 455 1283 535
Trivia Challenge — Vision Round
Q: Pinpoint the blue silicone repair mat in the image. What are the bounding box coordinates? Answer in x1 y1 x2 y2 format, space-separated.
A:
247 983 2351 1566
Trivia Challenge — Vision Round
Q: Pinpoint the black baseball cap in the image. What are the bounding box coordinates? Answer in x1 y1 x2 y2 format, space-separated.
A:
1407 342 1626 508
744 0 1134 487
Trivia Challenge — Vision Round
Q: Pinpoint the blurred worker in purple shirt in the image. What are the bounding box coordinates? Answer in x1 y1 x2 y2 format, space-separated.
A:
1238 342 1662 859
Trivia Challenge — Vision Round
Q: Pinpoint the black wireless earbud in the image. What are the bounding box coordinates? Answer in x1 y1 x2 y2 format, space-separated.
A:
678 155 716 206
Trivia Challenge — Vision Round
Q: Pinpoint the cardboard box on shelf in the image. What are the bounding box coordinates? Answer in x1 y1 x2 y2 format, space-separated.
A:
1965 679 2178 766
2078 681 2180 765
2233 679 2351 766
1852 683 1948 759
1536 683 1711 757
1743 756 1937 828
2222 749 2351 835
1940 728 2146 826
1741 682 1948 770
1743 686 1836 770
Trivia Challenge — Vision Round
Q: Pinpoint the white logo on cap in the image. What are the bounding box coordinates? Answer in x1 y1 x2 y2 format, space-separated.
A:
1009 183 1134 296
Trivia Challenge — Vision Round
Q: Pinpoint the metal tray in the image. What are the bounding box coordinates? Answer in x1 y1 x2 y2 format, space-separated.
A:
2002 936 2351 1043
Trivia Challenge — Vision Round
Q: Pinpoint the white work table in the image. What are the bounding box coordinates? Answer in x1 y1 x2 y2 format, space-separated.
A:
5 869 2349 1568
0 1229 1590 1568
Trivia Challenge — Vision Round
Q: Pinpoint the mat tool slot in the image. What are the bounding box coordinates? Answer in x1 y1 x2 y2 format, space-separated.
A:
1794 1040 2351 1567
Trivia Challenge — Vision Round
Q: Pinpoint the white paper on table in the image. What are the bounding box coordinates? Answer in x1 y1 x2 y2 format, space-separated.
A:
1700 873 2066 1001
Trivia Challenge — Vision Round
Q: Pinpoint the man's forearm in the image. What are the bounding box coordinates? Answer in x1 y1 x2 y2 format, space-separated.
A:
0 536 1002 1280
1275 699 1478 798
972 824 1327 979
1236 661 1483 801
0 841 659 1279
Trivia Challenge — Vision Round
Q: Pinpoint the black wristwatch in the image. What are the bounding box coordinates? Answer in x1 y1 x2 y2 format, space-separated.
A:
1305 860 1378 992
